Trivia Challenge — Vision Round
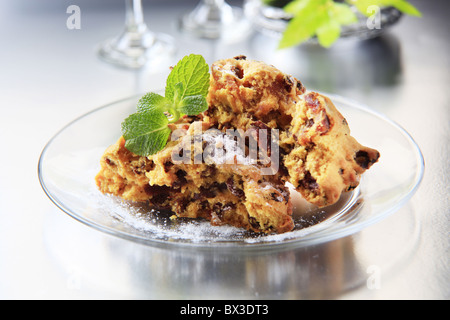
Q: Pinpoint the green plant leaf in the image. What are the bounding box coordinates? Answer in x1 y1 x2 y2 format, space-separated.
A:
316 19 341 48
331 2 358 25
279 1 328 49
389 0 421 17
348 0 421 17
120 54 211 156
165 54 210 102
136 92 171 113
179 95 208 116
284 0 313 14
278 0 421 49
121 109 171 156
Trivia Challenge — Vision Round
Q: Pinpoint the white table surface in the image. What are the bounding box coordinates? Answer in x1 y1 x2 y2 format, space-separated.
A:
0 0 448 300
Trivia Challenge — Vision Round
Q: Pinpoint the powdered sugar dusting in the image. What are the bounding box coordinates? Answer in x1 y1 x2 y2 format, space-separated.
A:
91 191 252 243
49 148 354 246
201 129 256 167
88 177 351 245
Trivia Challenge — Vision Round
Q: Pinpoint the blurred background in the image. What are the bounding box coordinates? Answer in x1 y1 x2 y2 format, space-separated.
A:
0 0 448 299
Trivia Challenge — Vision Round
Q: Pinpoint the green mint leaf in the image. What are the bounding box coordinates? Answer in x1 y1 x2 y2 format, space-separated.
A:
165 54 210 102
120 54 211 156
121 109 171 156
172 82 185 106
179 95 208 116
137 92 172 113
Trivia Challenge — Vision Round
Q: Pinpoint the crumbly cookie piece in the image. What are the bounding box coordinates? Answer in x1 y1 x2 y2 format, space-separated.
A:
282 91 380 206
205 56 305 131
95 136 155 202
205 56 379 207
95 121 294 234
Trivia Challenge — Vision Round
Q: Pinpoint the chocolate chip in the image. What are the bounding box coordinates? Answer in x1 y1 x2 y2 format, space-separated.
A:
216 182 228 192
296 80 306 94
132 167 142 175
354 151 371 169
223 202 236 212
175 169 187 179
213 202 223 214
199 201 211 217
232 66 244 79
282 189 290 203
200 186 216 198
163 161 173 172
299 171 319 191
305 118 315 128
234 55 247 60
145 185 171 206
271 192 284 202
200 200 209 209
193 193 202 200
284 76 294 92
201 166 217 178
173 198 189 212
248 217 260 230
355 150 379 169
226 178 245 198
284 75 305 94
105 158 115 166
278 162 289 177
172 170 188 189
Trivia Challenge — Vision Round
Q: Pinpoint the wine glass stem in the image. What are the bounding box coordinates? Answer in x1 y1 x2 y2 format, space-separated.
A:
125 0 147 33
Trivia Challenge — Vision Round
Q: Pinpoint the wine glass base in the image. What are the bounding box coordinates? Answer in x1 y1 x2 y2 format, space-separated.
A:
179 6 251 41
97 31 176 69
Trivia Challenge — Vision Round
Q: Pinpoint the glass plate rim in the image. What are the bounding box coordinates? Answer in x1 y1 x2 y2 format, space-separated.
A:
38 92 425 250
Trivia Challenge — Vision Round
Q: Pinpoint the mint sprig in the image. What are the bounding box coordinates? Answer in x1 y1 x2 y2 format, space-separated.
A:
121 54 210 156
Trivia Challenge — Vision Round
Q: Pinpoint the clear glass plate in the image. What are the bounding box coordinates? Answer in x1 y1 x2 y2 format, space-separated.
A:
243 0 403 41
38 93 424 248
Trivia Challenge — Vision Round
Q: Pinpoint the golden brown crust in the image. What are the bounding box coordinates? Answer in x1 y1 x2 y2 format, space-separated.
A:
95 137 153 202
205 58 305 130
284 92 380 206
